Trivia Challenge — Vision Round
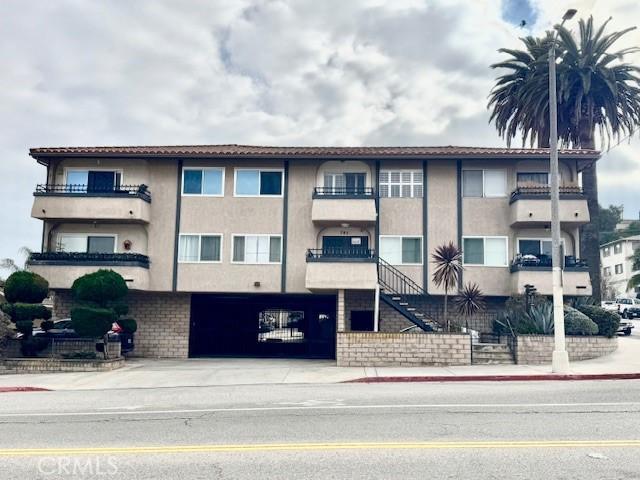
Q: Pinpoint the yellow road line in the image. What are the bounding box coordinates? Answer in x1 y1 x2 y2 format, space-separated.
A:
1 440 640 456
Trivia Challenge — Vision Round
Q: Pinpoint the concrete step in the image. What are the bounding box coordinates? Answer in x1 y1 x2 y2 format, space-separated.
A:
472 357 515 365
472 343 511 353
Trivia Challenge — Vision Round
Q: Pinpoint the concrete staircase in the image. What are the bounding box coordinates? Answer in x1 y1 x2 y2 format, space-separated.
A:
472 343 515 365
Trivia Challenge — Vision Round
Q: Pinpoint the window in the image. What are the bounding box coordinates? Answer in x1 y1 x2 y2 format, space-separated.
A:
462 170 507 198
182 168 224 196
57 234 116 253
615 264 624 275
518 239 552 257
614 243 623 254
603 246 611 257
66 170 122 193
379 171 423 198
604 267 612 277
379 236 422 264
517 172 549 186
232 235 282 264
463 237 508 266
178 235 222 262
234 170 283 196
323 172 367 194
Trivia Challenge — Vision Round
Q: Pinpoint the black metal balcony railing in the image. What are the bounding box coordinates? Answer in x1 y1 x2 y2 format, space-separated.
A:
312 187 375 199
34 184 151 203
509 185 584 204
306 248 376 262
510 254 588 272
28 252 150 268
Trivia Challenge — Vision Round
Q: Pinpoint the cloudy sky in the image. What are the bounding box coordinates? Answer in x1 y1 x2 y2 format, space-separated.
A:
1 0 639 271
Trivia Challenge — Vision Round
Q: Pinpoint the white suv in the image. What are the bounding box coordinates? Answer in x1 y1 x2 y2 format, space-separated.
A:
615 298 640 319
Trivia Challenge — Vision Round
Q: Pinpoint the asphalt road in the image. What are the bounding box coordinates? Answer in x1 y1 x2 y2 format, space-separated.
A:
1 380 640 479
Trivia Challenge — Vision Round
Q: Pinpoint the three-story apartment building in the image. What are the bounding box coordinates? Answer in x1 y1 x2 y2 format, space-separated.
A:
27 145 598 358
601 235 640 299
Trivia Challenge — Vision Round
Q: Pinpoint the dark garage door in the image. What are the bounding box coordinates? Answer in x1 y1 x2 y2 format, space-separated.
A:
189 294 336 358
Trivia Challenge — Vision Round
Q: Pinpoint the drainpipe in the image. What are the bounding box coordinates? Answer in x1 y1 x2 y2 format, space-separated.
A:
374 284 380 332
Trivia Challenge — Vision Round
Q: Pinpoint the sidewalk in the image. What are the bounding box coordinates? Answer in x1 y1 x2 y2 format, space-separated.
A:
1 337 640 391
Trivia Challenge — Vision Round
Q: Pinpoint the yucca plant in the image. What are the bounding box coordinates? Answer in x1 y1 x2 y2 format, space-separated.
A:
432 242 463 332
455 283 486 331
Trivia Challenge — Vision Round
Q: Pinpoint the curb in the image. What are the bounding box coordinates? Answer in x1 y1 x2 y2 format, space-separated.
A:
0 387 51 393
345 373 640 383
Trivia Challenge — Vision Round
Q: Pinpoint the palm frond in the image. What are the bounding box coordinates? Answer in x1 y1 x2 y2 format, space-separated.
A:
431 242 463 292
455 283 486 317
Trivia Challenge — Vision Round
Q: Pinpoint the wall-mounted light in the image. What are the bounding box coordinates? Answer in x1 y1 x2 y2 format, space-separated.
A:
254 281 261 287
574 211 579 217
129 210 134 215
528 212 533 217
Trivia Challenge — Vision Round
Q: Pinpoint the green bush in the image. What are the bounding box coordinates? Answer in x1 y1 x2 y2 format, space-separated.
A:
117 318 137 333
0 303 51 322
505 293 548 314
564 306 598 335
15 320 34 336
71 307 115 338
20 336 49 357
577 305 621 338
3 271 49 304
71 270 128 307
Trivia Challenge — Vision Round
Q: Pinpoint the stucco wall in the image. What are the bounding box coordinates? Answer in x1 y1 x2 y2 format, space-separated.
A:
516 335 618 364
336 332 471 366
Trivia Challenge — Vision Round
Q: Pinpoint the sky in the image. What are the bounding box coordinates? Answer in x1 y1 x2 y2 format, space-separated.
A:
1 0 639 272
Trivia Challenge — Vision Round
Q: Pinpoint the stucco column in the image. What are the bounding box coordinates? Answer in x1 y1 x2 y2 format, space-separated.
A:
337 289 346 332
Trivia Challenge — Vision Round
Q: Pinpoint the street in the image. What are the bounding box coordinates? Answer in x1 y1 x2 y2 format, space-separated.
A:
1 379 640 479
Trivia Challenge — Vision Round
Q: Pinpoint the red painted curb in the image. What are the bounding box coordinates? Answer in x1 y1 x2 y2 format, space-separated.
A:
0 387 51 393
345 373 640 383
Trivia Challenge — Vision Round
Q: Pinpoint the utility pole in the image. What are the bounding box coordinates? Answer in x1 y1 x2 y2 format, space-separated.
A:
549 8 577 374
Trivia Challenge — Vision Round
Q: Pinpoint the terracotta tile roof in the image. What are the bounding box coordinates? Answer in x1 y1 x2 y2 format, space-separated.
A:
29 144 600 159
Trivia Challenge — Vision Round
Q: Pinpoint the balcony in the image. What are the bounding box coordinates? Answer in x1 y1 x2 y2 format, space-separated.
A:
311 187 377 225
32 184 151 223
510 255 592 296
305 248 378 291
509 185 589 227
27 252 150 290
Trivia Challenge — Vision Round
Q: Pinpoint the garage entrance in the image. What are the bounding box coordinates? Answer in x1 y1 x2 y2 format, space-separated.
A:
189 294 337 358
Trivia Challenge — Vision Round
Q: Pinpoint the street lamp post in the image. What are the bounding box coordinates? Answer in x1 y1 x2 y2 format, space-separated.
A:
549 8 577 374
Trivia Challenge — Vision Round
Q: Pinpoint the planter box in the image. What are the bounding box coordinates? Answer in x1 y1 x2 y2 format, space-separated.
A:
515 335 618 364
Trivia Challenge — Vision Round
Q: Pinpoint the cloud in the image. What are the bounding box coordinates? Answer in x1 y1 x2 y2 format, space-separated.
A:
0 0 639 271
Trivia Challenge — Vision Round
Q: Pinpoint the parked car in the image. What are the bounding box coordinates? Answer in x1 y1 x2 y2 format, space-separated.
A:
33 319 134 353
618 321 634 336
615 298 640 319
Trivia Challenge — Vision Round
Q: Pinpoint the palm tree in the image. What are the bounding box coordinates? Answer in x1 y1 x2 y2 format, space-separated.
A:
431 242 463 332
488 16 640 302
454 282 486 332
0 247 32 275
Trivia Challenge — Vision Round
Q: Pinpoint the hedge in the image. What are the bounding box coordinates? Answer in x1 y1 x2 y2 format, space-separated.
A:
71 307 115 338
3 271 49 304
564 307 598 336
71 270 128 307
117 318 137 333
0 303 51 322
577 305 621 338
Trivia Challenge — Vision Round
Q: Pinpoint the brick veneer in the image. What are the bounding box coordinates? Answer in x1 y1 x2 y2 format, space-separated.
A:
516 335 618 364
53 290 191 359
337 332 471 366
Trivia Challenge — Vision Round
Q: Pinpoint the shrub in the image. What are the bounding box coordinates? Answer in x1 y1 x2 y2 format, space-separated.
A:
0 315 14 357
577 305 621 338
495 302 554 335
71 270 128 307
0 303 51 322
3 271 49 304
15 320 34 336
20 336 49 357
71 307 115 338
505 293 548 314
564 306 598 336
117 318 137 333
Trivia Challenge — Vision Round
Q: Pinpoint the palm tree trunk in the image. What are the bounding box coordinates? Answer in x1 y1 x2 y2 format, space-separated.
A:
578 127 601 302
443 288 449 332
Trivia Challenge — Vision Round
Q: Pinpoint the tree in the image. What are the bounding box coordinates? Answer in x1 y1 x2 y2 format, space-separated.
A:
431 242 463 332
71 270 129 359
598 204 623 244
454 283 486 331
489 16 640 302
0 247 33 276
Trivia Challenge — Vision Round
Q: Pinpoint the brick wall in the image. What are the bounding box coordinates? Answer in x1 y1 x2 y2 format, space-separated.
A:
53 290 191 359
336 332 471 367
516 335 618 364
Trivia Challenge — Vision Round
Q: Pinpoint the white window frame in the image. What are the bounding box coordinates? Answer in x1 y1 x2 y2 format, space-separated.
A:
614 243 623 255
233 168 284 198
462 169 507 198
602 246 611 257
56 233 118 253
615 263 624 275
604 266 612 277
378 235 423 265
379 170 423 198
231 234 283 264
178 233 223 263
64 168 125 187
516 237 565 255
516 171 550 185
181 167 225 197
462 236 509 267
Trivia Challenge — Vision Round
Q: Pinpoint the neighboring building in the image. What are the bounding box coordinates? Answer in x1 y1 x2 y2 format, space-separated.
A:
27 145 598 359
600 235 640 299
